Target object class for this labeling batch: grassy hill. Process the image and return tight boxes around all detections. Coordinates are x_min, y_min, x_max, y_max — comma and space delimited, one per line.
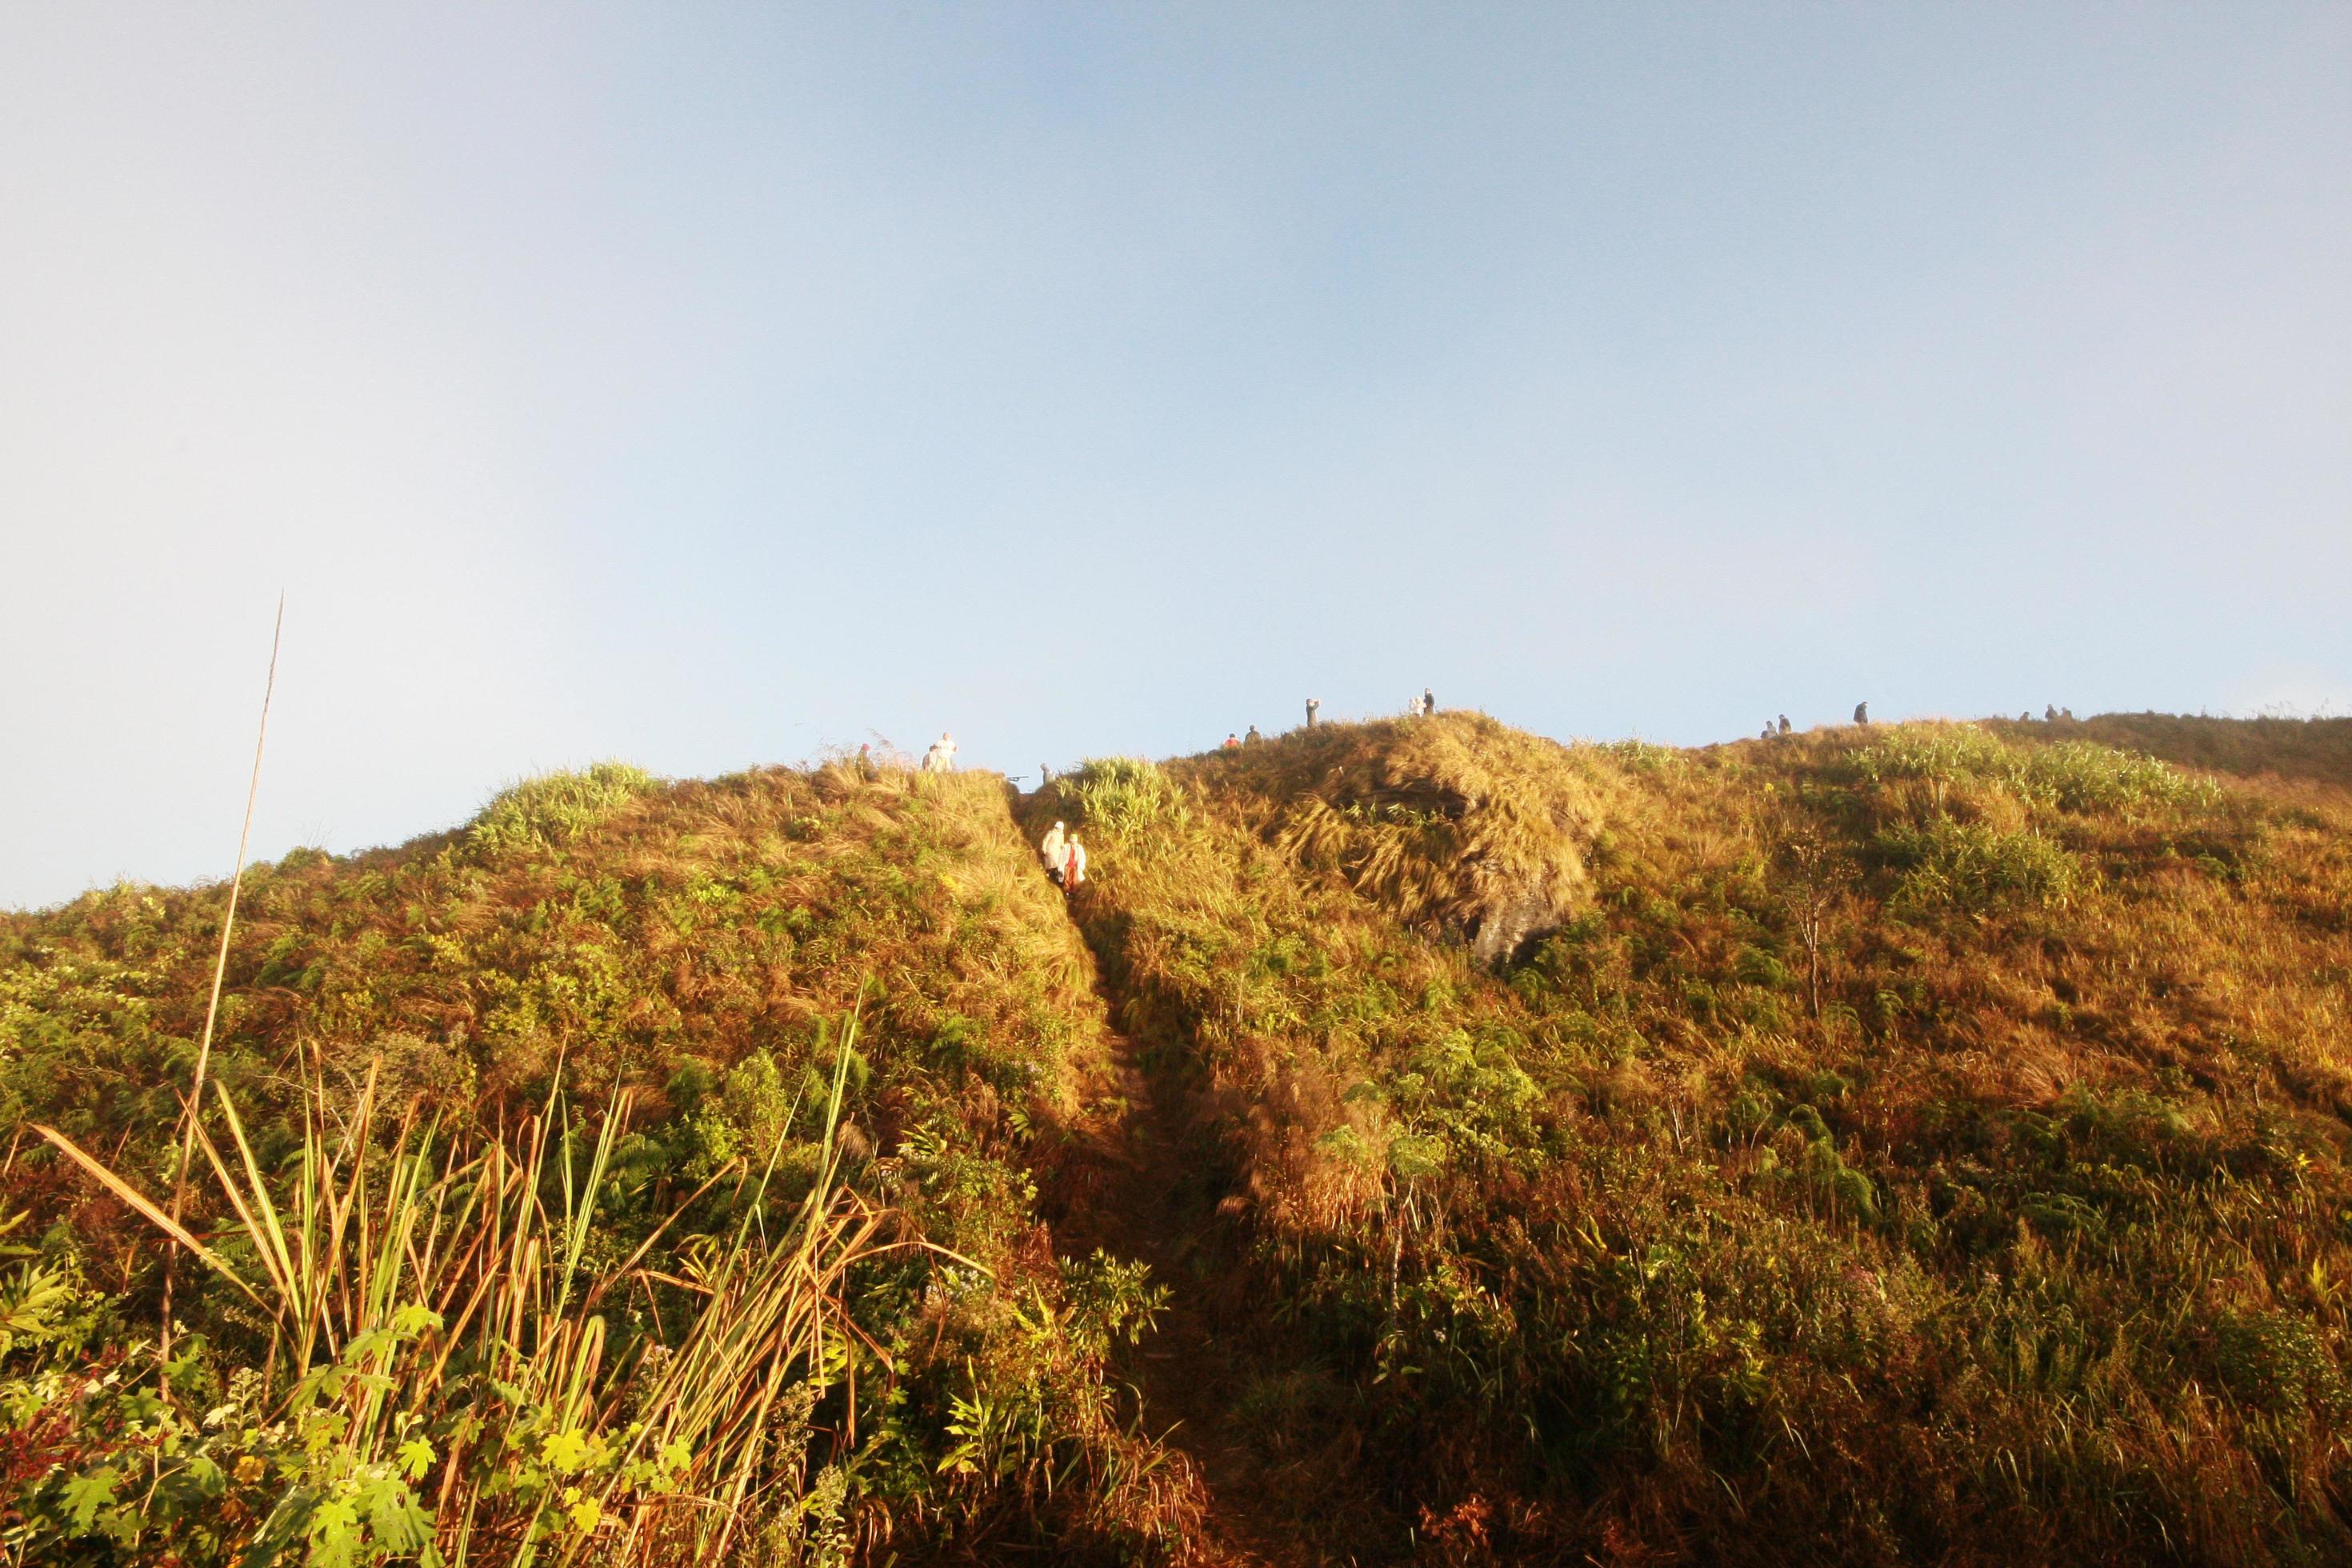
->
0, 762, 1192, 1563
1987, 712, 2352, 791
4, 714, 2350, 1564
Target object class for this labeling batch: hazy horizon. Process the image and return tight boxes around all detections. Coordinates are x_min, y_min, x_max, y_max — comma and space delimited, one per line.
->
6, 4, 2348, 910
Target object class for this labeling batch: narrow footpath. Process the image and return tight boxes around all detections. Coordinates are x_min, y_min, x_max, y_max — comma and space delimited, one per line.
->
1064, 1017, 1296, 1566
1022, 788, 1401, 1566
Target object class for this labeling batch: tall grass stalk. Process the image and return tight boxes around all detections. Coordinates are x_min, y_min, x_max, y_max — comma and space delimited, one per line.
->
34, 1006, 920, 1565
163, 592, 285, 1362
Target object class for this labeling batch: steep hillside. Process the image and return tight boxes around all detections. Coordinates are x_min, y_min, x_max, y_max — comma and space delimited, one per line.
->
1039, 714, 2352, 1564
0, 762, 1195, 1563
6, 714, 2351, 1566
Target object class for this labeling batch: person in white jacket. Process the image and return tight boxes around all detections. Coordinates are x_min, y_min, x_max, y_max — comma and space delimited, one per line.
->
1039, 821, 1067, 883
921, 733, 958, 773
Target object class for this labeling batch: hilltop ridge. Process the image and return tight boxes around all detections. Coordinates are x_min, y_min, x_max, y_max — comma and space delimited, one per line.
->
1989, 710, 2352, 790
3, 712, 2350, 1564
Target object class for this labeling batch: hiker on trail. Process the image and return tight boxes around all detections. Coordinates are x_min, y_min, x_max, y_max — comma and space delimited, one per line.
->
2045, 705, 2058, 722
1853, 702, 1870, 726
857, 742, 877, 780
1245, 725, 1262, 745
1422, 688, 1436, 716
1222, 733, 1240, 749
1063, 835, 1087, 892
1039, 821, 1067, 884
1778, 714, 1791, 734
1040, 762, 1054, 787
1762, 722, 1775, 740
1306, 698, 1321, 729
922, 733, 958, 773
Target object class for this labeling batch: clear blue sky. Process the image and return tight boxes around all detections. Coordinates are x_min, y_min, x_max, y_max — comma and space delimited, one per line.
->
4, 4, 2348, 909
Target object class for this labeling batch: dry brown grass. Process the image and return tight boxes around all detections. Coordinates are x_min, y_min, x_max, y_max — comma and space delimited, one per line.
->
1048, 715, 2352, 1565
1174, 714, 1604, 964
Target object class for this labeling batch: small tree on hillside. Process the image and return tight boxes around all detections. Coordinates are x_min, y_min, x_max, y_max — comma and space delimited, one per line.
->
1770, 807, 1854, 1024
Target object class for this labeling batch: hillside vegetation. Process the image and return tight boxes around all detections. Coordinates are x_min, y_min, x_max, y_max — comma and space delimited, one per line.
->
1988, 712, 2352, 793
1036, 713, 2352, 1563
0, 762, 1190, 1564
5, 713, 2350, 1565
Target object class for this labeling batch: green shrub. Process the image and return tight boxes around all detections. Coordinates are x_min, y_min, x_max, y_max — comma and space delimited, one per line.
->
1846, 726, 2016, 788
469, 763, 660, 854
2019, 742, 2221, 814
1062, 757, 1186, 838
1878, 819, 2080, 914
1598, 738, 1684, 774
1847, 726, 2217, 817
2214, 1310, 2348, 1422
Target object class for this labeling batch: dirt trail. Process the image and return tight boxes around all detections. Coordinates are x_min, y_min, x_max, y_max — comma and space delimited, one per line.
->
1044, 1005, 1298, 1565
1022, 790, 1383, 1565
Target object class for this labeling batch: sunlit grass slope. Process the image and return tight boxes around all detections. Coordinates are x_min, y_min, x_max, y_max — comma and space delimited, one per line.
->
1992, 711, 2352, 792
0, 761, 1192, 1563
9, 711, 2350, 1566
1046, 713, 2352, 1565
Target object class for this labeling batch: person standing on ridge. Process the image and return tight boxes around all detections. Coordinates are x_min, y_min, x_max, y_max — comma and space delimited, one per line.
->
1063, 834, 1087, 892
922, 733, 958, 772
1245, 725, 1262, 745
1423, 687, 1436, 716
1306, 697, 1321, 729
1222, 733, 1240, 749
1778, 714, 1791, 734
1039, 820, 1067, 885
1853, 702, 1870, 726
